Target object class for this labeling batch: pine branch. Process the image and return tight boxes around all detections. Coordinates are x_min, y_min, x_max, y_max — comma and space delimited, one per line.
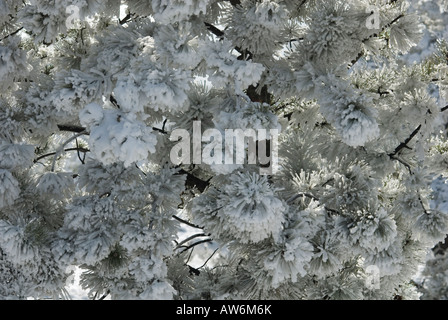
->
178, 239, 213, 254
57, 124, 89, 134
350, 13, 405, 67
152, 126, 168, 134
51, 131, 88, 171
172, 215, 204, 229
34, 147, 90, 163
0, 27, 23, 41
76, 138, 86, 164
418, 194, 430, 215
387, 125, 422, 174
204, 22, 224, 39
381, 13, 405, 32
390, 156, 413, 174
298, 0, 308, 10
203, 21, 249, 58
287, 192, 341, 215
287, 192, 319, 203
175, 233, 210, 250
119, 13, 134, 25
388, 124, 421, 158
198, 247, 220, 270
58, 122, 168, 135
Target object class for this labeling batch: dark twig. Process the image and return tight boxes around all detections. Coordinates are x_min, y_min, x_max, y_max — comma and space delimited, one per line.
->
152, 126, 168, 134
98, 290, 110, 300
172, 215, 204, 229
0, 27, 23, 41
175, 233, 209, 250
387, 125, 423, 175
388, 125, 421, 158
204, 22, 224, 39
198, 247, 220, 269
119, 13, 134, 25
34, 147, 90, 163
418, 194, 430, 215
203, 22, 251, 59
298, 0, 308, 10
57, 124, 88, 134
179, 239, 213, 254
76, 138, 86, 164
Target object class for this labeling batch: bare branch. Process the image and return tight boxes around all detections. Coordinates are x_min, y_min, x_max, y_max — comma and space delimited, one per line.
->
198, 247, 220, 269
388, 124, 421, 158
204, 22, 224, 39
57, 124, 89, 134
175, 233, 209, 250
178, 239, 213, 254
0, 27, 23, 41
172, 215, 203, 229
51, 131, 88, 171
76, 138, 86, 164
34, 147, 90, 163
119, 13, 135, 25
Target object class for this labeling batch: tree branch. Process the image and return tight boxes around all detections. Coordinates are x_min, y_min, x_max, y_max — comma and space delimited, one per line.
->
178, 239, 213, 254
298, 0, 308, 10
387, 125, 422, 175
57, 124, 88, 134
203, 21, 248, 59
204, 22, 224, 39
119, 13, 134, 25
172, 215, 204, 229
152, 126, 168, 134
388, 124, 421, 158
51, 131, 88, 171
287, 192, 319, 203
34, 147, 90, 163
198, 247, 219, 269
76, 138, 86, 164
287, 192, 341, 215
350, 13, 405, 67
0, 27, 23, 41
418, 194, 430, 215
175, 233, 209, 250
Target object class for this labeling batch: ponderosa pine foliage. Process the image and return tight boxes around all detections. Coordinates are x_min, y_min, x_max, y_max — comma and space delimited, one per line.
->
1, 0, 448, 300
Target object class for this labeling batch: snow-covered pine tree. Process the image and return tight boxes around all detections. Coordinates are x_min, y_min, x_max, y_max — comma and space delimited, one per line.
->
1, 0, 448, 300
